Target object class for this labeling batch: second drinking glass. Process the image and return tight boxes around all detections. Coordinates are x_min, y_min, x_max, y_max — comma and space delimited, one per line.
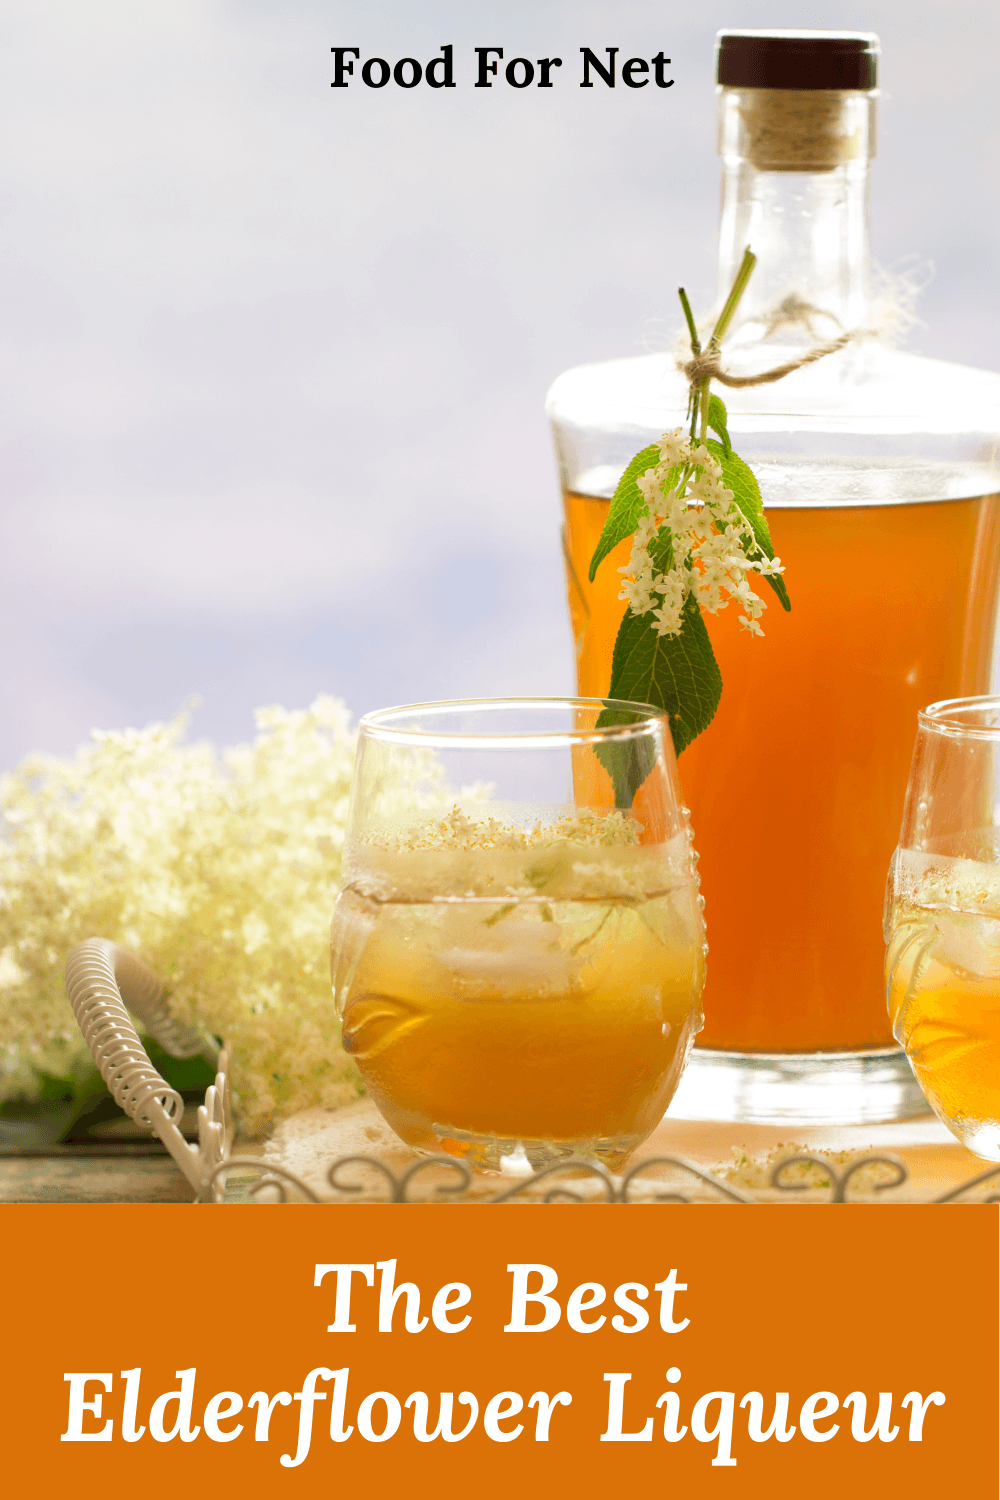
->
885, 696, 1000, 1160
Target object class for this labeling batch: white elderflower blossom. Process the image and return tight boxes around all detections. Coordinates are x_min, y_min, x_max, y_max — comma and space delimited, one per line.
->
616, 427, 785, 640
657, 427, 690, 468
367, 804, 643, 853
0, 697, 367, 1137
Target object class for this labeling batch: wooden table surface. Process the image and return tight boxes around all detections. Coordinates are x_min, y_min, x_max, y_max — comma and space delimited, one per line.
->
0, 1139, 264, 1204
0, 1150, 199, 1203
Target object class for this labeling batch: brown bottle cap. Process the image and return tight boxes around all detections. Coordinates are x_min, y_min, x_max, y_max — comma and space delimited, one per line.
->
716, 30, 879, 91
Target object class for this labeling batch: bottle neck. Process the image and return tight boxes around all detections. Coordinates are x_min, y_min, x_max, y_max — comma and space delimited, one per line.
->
716, 87, 875, 342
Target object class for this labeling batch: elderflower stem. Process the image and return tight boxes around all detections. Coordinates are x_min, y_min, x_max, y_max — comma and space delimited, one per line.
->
678, 246, 758, 444
710, 245, 757, 347
678, 289, 702, 440
699, 382, 712, 443
678, 287, 701, 355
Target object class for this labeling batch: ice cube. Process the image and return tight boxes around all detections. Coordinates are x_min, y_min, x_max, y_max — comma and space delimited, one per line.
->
933, 913, 1000, 979
439, 940, 573, 994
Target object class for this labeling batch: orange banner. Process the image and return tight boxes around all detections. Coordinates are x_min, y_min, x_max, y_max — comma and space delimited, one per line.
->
3, 1204, 996, 1497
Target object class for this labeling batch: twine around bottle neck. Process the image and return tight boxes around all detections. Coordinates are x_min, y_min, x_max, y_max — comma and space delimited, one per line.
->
682, 331, 854, 389
680, 295, 880, 389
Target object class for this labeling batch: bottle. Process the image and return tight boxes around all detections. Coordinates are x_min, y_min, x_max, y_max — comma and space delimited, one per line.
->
548, 30, 1000, 1123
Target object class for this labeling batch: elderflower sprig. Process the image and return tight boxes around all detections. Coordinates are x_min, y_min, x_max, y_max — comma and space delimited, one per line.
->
618, 429, 785, 640
589, 248, 792, 795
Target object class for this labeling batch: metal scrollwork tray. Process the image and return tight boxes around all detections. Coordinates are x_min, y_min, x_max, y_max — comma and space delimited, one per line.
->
63, 939, 1000, 1207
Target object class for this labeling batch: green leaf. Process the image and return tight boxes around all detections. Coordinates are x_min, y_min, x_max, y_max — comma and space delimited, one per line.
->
592, 706, 659, 810
647, 522, 674, 577
707, 393, 731, 457
706, 439, 791, 612
588, 444, 661, 583
609, 592, 722, 753
594, 594, 723, 804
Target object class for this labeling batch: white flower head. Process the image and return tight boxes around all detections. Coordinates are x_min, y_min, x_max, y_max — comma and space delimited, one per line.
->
620, 424, 776, 641
658, 428, 691, 468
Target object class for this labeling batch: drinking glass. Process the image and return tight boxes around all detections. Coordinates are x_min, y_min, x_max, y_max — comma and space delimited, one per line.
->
330, 698, 706, 1171
885, 696, 1000, 1158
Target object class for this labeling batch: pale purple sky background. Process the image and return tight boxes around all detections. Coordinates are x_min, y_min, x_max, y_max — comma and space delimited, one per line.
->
1, 0, 998, 767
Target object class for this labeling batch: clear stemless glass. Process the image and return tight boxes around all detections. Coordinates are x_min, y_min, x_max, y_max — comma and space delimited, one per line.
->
331, 698, 706, 1172
885, 696, 1000, 1158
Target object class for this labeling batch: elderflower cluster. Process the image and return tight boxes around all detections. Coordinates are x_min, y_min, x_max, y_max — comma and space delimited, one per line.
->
366, 803, 643, 853
0, 697, 369, 1137
618, 428, 785, 638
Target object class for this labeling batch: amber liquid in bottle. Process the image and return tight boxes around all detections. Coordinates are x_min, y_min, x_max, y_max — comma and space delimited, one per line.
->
564, 488, 1000, 1051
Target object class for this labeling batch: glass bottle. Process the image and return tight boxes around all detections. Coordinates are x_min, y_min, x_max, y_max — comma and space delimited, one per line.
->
548, 30, 1000, 1123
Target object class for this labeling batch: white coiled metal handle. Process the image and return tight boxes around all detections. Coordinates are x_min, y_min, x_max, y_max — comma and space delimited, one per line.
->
64, 938, 230, 1194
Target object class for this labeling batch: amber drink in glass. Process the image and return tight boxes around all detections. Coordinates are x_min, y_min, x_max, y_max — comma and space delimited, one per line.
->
886, 697, 1000, 1158
331, 699, 706, 1171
